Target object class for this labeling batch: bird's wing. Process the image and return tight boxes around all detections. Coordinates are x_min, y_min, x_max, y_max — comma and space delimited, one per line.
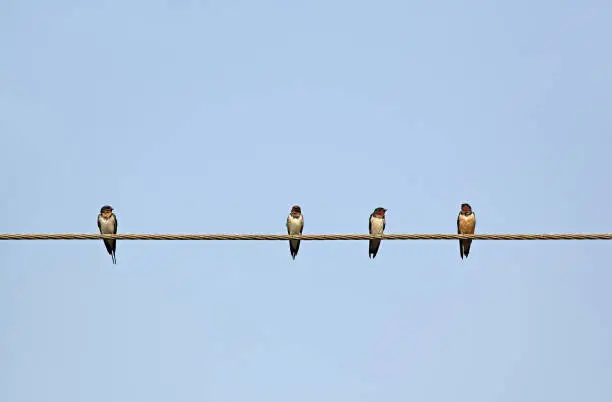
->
457, 215, 464, 258
97, 215, 102, 233
113, 215, 118, 234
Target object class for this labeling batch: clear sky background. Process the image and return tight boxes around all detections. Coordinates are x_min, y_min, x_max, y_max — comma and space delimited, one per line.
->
1, 1, 611, 401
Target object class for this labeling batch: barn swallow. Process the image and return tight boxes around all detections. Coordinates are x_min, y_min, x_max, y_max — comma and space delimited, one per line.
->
369, 207, 387, 258
97, 205, 118, 264
286, 205, 304, 259
457, 203, 476, 259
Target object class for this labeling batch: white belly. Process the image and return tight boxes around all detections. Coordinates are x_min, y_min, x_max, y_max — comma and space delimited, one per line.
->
370, 217, 384, 234
287, 216, 302, 234
99, 219, 115, 234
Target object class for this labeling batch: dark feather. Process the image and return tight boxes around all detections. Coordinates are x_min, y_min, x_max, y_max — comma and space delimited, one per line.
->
102, 239, 116, 264
98, 214, 117, 265
287, 217, 302, 260
287, 225, 301, 259
369, 239, 381, 258
289, 239, 300, 259
110, 215, 117, 264
463, 239, 472, 258
457, 216, 464, 259
368, 213, 383, 258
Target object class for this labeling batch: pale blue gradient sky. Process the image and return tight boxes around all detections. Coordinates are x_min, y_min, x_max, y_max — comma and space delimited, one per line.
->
1, 1, 612, 401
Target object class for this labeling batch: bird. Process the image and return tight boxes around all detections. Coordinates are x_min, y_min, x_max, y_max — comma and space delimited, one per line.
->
286, 205, 304, 259
369, 207, 387, 258
97, 205, 118, 264
457, 203, 476, 259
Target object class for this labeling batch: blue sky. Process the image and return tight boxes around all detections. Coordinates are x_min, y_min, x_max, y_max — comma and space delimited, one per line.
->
1, 1, 611, 401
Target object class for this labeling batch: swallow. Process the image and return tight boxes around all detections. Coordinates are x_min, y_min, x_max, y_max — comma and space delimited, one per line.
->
457, 203, 476, 259
369, 207, 387, 258
286, 205, 304, 259
97, 205, 118, 264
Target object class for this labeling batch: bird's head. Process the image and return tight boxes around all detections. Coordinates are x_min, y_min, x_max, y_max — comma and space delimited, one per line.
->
373, 207, 387, 218
100, 205, 114, 218
460, 203, 473, 215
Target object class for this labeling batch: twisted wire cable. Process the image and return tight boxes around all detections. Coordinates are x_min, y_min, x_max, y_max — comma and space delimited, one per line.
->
0, 233, 611, 240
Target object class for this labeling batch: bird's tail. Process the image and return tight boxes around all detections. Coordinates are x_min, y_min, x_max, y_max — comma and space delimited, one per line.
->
289, 240, 300, 260
111, 251, 117, 264
463, 239, 472, 258
369, 239, 381, 259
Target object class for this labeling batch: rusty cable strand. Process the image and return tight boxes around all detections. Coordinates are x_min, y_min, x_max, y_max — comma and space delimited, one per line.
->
0, 233, 611, 240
